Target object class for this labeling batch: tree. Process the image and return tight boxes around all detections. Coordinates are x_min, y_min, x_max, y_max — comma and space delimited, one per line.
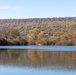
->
7, 26, 20, 39
27, 28, 40, 45
27, 28, 49, 45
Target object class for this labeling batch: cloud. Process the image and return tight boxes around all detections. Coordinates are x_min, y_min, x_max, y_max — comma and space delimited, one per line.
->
0, 5, 22, 10
0, 5, 10, 9
12, 6, 22, 9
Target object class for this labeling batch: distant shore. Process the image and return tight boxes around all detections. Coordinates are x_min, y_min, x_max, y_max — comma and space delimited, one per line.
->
0, 17, 76, 45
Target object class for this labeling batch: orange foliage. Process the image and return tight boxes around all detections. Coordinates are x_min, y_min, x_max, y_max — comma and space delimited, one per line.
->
72, 32, 76, 40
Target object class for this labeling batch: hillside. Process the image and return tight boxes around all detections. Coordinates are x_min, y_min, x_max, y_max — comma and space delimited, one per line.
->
0, 17, 76, 45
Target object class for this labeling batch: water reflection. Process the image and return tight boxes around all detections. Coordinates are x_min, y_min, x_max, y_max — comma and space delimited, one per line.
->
0, 49, 76, 70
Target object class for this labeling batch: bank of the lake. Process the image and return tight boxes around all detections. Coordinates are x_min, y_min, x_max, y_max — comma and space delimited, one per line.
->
0, 18, 76, 46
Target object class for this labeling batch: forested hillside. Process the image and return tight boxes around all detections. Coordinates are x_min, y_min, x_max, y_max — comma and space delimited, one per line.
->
0, 17, 76, 45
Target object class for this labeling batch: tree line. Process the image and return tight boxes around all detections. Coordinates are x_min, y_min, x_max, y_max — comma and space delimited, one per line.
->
0, 17, 76, 45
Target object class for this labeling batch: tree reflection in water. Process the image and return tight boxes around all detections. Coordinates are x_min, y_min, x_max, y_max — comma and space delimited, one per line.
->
0, 49, 76, 70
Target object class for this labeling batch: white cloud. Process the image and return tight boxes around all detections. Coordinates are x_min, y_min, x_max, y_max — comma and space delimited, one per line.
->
12, 6, 22, 9
0, 5, 10, 9
0, 5, 22, 10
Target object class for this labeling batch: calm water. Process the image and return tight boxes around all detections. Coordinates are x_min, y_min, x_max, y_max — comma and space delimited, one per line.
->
0, 46, 76, 75
0, 46, 76, 50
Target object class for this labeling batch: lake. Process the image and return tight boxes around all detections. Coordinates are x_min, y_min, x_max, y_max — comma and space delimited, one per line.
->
0, 46, 76, 75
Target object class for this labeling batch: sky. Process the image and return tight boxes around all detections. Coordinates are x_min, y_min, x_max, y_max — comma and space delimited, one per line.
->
0, 0, 76, 19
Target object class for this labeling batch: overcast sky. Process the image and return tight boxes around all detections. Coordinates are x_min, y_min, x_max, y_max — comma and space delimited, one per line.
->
0, 0, 76, 19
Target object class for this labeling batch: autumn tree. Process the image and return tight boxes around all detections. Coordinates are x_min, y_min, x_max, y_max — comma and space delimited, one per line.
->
7, 26, 20, 39
27, 28, 48, 45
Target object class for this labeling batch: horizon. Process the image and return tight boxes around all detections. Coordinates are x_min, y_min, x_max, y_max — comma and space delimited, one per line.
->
0, 17, 76, 19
